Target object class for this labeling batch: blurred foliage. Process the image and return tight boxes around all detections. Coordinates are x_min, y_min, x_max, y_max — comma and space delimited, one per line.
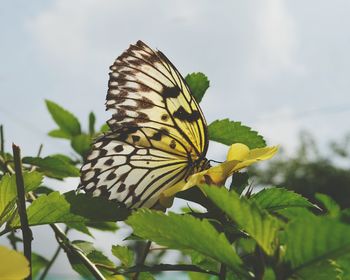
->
250, 131, 350, 209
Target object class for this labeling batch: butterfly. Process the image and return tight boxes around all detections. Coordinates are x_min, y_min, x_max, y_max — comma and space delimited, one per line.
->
79, 41, 209, 208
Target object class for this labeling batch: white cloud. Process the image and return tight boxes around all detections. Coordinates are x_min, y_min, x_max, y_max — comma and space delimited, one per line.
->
254, 107, 301, 153
250, 0, 305, 80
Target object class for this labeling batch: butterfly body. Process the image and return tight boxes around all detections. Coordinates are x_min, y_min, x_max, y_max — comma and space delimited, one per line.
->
79, 41, 209, 208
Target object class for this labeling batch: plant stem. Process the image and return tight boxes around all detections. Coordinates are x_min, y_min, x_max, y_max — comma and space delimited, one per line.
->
219, 263, 227, 280
13, 144, 33, 280
39, 227, 69, 280
132, 240, 152, 280
0, 125, 4, 156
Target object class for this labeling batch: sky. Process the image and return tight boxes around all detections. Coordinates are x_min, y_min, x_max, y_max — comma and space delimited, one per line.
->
1, 0, 350, 278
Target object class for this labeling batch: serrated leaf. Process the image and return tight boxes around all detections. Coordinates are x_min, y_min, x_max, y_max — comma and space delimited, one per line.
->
112, 245, 134, 267
185, 72, 210, 103
32, 253, 49, 278
284, 216, 350, 271
0, 172, 43, 225
208, 119, 266, 149
64, 191, 130, 222
10, 192, 86, 227
46, 100, 81, 137
230, 172, 249, 194
126, 209, 246, 275
48, 129, 72, 139
315, 193, 341, 218
202, 185, 280, 255
71, 134, 92, 158
23, 156, 79, 179
251, 188, 314, 212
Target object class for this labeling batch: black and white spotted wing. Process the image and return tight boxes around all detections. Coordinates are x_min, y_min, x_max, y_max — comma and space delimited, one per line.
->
79, 41, 209, 208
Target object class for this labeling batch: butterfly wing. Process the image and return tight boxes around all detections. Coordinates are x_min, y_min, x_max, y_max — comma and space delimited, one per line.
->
106, 40, 208, 159
80, 126, 191, 208
79, 41, 208, 208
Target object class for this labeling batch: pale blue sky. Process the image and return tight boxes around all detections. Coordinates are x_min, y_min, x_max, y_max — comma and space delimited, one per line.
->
1, 0, 350, 278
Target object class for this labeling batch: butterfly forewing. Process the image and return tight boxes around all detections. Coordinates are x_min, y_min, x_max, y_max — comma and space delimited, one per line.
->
79, 41, 208, 208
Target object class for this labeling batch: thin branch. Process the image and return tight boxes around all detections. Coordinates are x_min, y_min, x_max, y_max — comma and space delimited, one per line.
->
219, 264, 227, 280
0, 125, 4, 156
13, 144, 33, 280
124, 264, 219, 276
39, 227, 69, 280
132, 240, 152, 280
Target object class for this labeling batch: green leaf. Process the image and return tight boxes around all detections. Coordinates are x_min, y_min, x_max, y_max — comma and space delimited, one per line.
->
188, 272, 211, 280
126, 209, 246, 275
276, 207, 315, 221
48, 129, 72, 139
315, 193, 341, 218
263, 268, 276, 280
0, 172, 43, 225
66, 222, 92, 237
208, 119, 266, 149
202, 185, 280, 255
100, 123, 110, 133
69, 241, 116, 279
50, 154, 76, 165
64, 191, 130, 222
45, 100, 81, 137
250, 188, 314, 212
188, 251, 218, 272
22, 156, 79, 179
86, 221, 119, 232
89, 112, 96, 135
71, 134, 92, 158
185, 72, 210, 103
284, 216, 350, 271
230, 172, 249, 194
111, 245, 134, 267
139, 272, 156, 280
10, 192, 86, 227
32, 253, 49, 278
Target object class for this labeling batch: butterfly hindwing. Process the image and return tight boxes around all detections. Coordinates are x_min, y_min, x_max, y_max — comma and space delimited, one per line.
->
80, 127, 190, 208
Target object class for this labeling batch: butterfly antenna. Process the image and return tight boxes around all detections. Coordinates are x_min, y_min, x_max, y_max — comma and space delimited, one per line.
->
208, 159, 223, 164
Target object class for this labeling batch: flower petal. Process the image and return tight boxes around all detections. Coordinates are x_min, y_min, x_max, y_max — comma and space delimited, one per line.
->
160, 145, 278, 206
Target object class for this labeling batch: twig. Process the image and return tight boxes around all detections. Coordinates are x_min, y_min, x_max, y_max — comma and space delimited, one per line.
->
219, 264, 227, 280
0, 125, 4, 156
13, 144, 33, 280
132, 240, 152, 280
39, 227, 69, 280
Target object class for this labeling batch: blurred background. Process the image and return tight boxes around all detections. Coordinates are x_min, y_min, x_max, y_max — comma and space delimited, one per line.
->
1, 0, 350, 278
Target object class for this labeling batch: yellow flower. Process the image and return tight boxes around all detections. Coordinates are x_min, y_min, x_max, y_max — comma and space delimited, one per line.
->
160, 143, 278, 207
0, 246, 30, 279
